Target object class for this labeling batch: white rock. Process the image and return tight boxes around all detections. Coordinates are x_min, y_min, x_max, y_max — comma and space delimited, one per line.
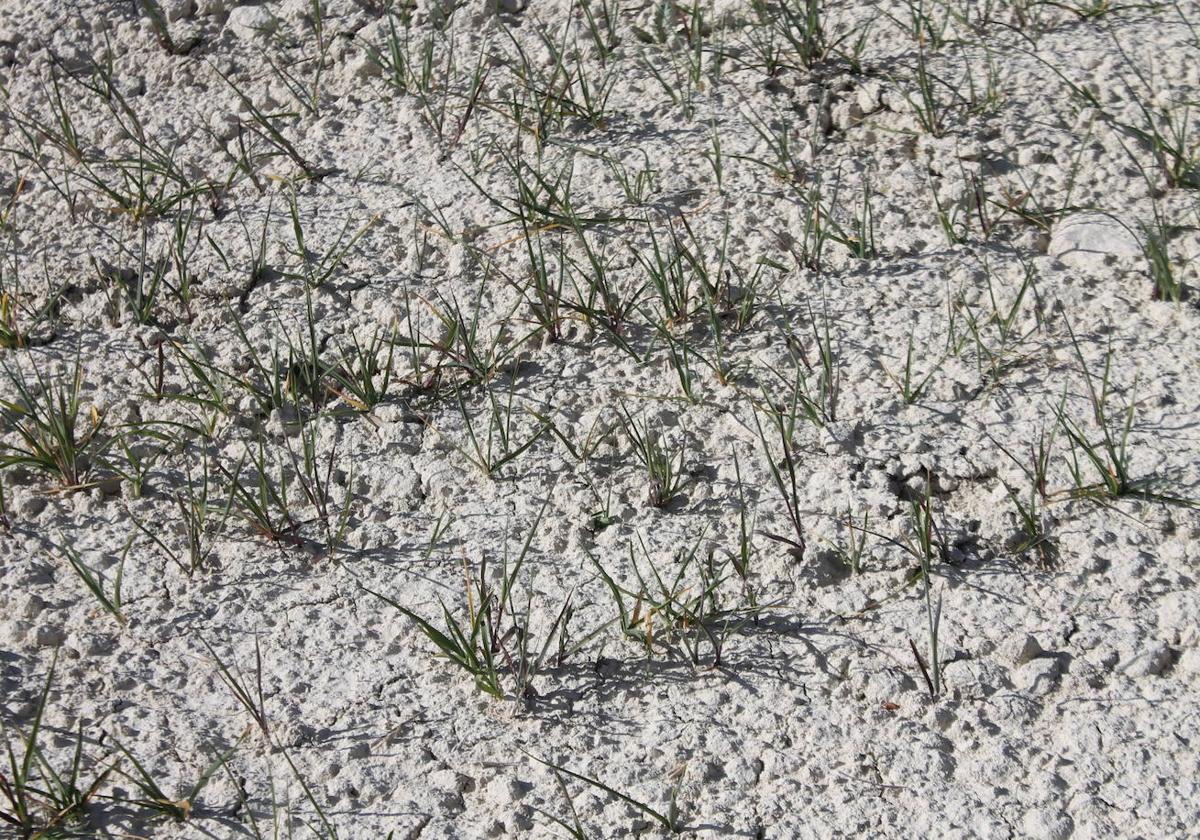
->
195, 0, 226, 17
1002, 633, 1044, 666
277, 0, 312, 24
1175, 646, 1200, 678
1022, 808, 1074, 840
159, 0, 195, 21
1048, 213, 1142, 267
226, 4, 278, 39
1123, 639, 1174, 678
209, 111, 240, 142
14, 592, 47, 619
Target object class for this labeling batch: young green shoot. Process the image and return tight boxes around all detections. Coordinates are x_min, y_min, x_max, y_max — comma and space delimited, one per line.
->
618, 404, 687, 509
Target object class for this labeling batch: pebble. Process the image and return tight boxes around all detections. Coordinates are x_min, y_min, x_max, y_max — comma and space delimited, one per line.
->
35, 623, 67, 648
196, 0, 227, 18
1002, 633, 1044, 666
1022, 808, 1074, 840
226, 4, 278, 39
158, 0, 195, 21
15, 592, 48, 620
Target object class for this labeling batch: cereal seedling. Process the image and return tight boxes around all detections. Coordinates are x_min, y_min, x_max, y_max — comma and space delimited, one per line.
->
368, 581, 503, 698
618, 404, 687, 508
738, 112, 807, 186
749, 0, 834, 70
751, 408, 807, 557
202, 636, 271, 742
532, 764, 588, 840
635, 220, 703, 328
898, 43, 951, 137
702, 121, 724, 191
107, 431, 163, 499
132, 451, 234, 575
832, 507, 871, 575
580, 0, 621, 64
363, 13, 436, 97
1033, 39, 1198, 189
110, 737, 238, 823
217, 439, 303, 547
418, 281, 533, 388
0, 350, 112, 489
958, 257, 1042, 384
366, 503, 557, 701
1002, 476, 1055, 568
91, 237, 166, 328
163, 338, 235, 434
328, 327, 397, 411
286, 193, 379, 289
528, 752, 683, 834
0, 291, 24, 350
283, 421, 355, 554
1108, 36, 1200, 189
732, 450, 759, 607
279, 747, 341, 839
884, 335, 942, 404
908, 478, 943, 697
757, 300, 840, 433
590, 531, 758, 667
605, 150, 660, 207
884, 0, 950, 49
564, 225, 646, 352
527, 404, 615, 464
930, 178, 968, 245
1141, 211, 1185, 302
134, 0, 200, 55
1, 655, 114, 836
505, 208, 567, 343
822, 178, 877, 260
264, 0, 334, 117
212, 64, 323, 180
445, 380, 550, 478
58, 541, 127, 626
1051, 326, 1194, 507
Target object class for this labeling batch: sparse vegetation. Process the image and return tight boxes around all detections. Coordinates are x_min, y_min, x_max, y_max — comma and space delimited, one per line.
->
2, 1, 1198, 836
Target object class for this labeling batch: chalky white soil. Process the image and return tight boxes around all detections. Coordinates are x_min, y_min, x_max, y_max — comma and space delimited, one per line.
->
1, 1, 1199, 838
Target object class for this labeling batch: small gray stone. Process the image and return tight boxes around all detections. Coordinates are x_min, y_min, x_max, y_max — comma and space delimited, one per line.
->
35, 623, 67, 648
1003, 633, 1044, 666
16, 593, 48, 620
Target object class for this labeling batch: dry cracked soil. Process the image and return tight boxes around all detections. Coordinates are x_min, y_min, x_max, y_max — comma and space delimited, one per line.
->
1, 0, 1199, 838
